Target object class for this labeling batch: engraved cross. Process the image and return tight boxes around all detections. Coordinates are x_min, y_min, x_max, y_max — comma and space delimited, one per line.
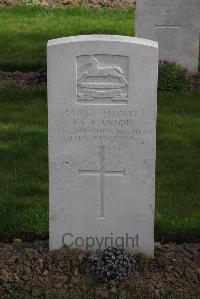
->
79, 146, 125, 219
155, 10, 180, 29
154, 10, 180, 51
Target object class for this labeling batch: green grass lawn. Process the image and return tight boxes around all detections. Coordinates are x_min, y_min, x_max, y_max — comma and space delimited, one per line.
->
0, 5, 199, 243
0, 87, 199, 242
0, 88, 48, 240
0, 6, 134, 71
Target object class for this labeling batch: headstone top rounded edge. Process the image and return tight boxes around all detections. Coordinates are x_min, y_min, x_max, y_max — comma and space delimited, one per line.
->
47, 34, 158, 49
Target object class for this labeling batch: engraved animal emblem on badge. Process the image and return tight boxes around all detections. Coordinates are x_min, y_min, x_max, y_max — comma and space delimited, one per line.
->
77, 55, 129, 104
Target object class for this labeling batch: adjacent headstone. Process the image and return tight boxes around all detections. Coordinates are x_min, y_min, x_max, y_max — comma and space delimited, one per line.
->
48, 35, 158, 257
136, 0, 200, 73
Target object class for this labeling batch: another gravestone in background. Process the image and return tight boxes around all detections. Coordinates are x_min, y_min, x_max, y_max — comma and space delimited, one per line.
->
48, 35, 158, 257
136, 0, 200, 73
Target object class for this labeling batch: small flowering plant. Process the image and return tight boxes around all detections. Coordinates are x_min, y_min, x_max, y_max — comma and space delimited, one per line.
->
159, 59, 171, 65
88, 247, 137, 289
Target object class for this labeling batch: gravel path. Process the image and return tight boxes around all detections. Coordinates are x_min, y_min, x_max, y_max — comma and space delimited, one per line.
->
0, 0, 136, 9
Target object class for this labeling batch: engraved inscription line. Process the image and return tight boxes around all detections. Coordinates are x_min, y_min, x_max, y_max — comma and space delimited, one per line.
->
79, 146, 125, 219
155, 25, 180, 28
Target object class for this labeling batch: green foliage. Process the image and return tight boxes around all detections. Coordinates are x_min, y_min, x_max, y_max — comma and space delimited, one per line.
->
0, 88, 200, 242
158, 62, 192, 91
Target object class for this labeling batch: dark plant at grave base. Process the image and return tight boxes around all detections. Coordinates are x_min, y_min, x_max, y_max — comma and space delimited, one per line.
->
158, 61, 192, 91
88, 247, 137, 288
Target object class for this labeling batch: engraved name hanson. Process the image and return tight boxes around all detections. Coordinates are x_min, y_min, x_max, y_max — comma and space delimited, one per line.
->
60, 108, 151, 144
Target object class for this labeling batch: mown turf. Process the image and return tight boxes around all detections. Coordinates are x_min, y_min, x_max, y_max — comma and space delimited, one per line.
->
155, 92, 200, 242
0, 6, 134, 71
0, 88, 199, 242
0, 88, 48, 240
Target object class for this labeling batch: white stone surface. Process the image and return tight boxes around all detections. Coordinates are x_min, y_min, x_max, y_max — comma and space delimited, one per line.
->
136, 0, 200, 73
48, 35, 158, 257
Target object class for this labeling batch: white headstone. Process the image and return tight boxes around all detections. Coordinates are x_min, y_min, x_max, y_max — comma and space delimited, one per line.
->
136, 0, 200, 73
48, 35, 158, 257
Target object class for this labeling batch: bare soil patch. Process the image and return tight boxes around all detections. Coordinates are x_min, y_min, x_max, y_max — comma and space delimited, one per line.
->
0, 241, 199, 298
1, 69, 200, 91
0, 69, 47, 88
0, 0, 136, 9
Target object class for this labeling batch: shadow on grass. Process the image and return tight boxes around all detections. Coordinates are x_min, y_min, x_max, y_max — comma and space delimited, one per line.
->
0, 6, 134, 71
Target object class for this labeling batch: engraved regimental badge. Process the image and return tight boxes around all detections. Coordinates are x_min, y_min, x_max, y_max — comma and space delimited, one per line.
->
77, 55, 129, 104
